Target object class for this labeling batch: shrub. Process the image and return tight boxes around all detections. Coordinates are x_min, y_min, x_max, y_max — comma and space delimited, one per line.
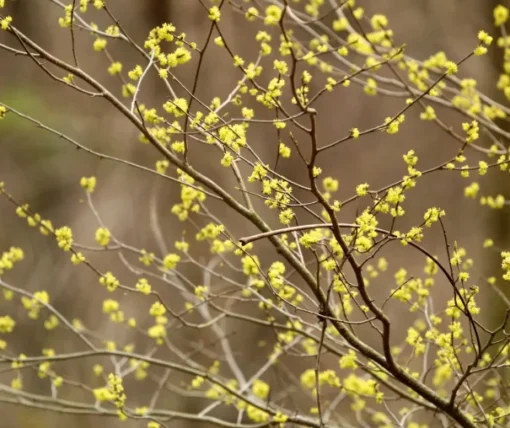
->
0, 1, 510, 427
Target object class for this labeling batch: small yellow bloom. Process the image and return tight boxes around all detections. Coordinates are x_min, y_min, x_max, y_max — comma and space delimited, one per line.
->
208, 6, 221, 22
0, 16, 12, 30
474, 46, 487, 56
108, 62, 122, 75
93, 38, 107, 52
444, 61, 458, 75
80, 176, 97, 193
494, 5, 509, 26
95, 227, 111, 247
478, 30, 493, 45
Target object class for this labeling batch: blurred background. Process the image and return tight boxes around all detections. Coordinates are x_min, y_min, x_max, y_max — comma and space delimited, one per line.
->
0, 0, 509, 427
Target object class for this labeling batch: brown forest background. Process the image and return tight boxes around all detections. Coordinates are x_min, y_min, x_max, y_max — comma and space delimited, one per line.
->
0, 1, 509, 427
